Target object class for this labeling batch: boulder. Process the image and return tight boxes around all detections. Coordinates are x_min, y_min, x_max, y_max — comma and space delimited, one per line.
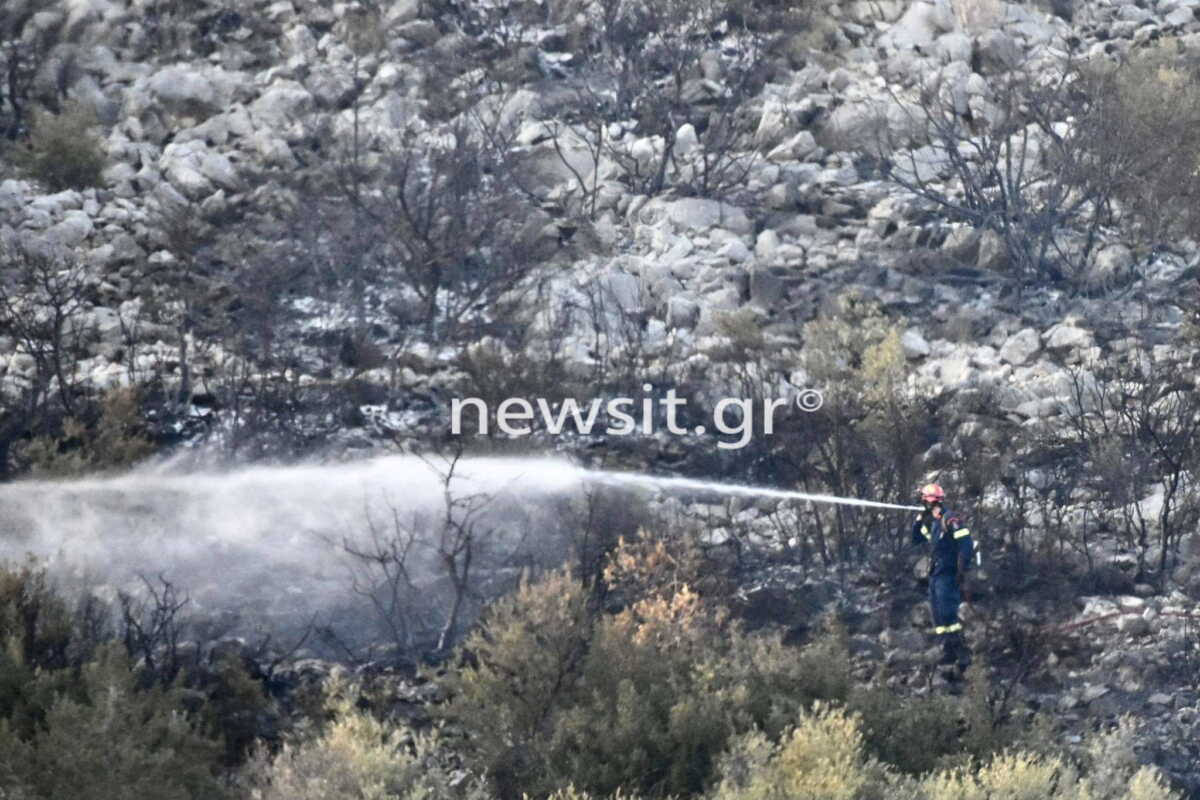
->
1166, 5, 1196, 24
674, 123, 699, 157
977, 30, 1022, 72
200, 189, 229, 220
1014, 397, 1061, 418
1043, 321, 1094, 352
880, 627, 925, 651
1085, 243, 1134, 289
30, 189, 81, 214
89, 306, 125, 358
514, 136, 602, 198
849, 635, 885, 660
146, 65, 248, 119
942, 226, 980, 261
159, 141, 242, 200
718, 239, 752, 263
305, 68, 356, 109
396, 19, 440, 47
755, 97, 789, 148
251, 131, 297, 167
644, 198, 754, 236
977, 229, 1006, 270
822, 98, 898, 151
755, 229, 781, 263
108, 233, 144, 266
44, 210, 93, 248
1116, 615, 1150, 637
248, 80, 314, 131
0, 180, 27, 214
901, 328, 931, 359
667, 296, 701, 329
880, 1, 945, 50
894, 144, 951, 183
749, 267, 787, 307
936, 31, 973, 62
385, 0, 422, 26
766, 130, 820, 163
935, 351, 974, 386
599, 271, 642, 313
999, 328, 1040, 366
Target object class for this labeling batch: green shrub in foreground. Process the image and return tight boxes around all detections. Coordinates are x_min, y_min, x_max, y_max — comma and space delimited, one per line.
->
0, 644, 226, 800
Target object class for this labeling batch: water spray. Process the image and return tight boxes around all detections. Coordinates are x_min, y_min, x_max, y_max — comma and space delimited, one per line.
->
576, 468, 925, 512
0, 455, 922, 653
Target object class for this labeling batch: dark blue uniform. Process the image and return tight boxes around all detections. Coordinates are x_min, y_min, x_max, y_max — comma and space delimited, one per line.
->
912, 508, 974, 662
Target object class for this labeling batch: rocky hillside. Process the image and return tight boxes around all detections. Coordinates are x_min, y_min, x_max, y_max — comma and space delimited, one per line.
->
4, 0, 1200, 795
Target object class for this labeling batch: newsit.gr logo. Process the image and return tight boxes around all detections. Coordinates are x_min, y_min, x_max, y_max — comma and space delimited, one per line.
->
450, 384, 824, 450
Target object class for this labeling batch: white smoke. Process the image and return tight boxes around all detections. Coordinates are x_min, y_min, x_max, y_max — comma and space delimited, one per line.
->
0, 455, 589, 651
0, 455, 917, 654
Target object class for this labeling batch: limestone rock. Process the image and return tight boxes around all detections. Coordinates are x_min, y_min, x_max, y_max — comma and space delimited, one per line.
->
901, 329, 931, 359
999, 328, 1040, 366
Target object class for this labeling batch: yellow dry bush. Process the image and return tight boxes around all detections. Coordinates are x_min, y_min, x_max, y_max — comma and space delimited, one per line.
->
1075, 39, 1200, 249
610, 584, 720, 650
913, 725, 1183, 800
713, 703, 886, 800
925, 752, 1079, 800
602, 529, 727, 605
244, 710, 408, 800
603, 534, 690, 601
1123, 768, 1179, 800
1073, 716, 1180, 800
541, 787, 642, 800
241, 691, 482, 800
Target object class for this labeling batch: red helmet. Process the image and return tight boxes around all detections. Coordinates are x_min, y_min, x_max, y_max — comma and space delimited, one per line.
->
919, 483, 945, 503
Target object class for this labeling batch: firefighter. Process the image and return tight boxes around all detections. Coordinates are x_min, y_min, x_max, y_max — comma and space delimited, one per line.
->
911, 483, 974, 667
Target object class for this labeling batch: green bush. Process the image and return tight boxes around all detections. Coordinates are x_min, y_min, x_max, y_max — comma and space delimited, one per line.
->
10, 101, 107, 192
0, 560, 104, 739
19, 387, 155, 477
0, 560, 74, 671
440, 566, 856, 800
1074, 40, 1200, 252
437, 569, 595, 798
202, 652, 274, 767
846, 663, 1043, 778
437, 555, 1176, 800
0, 644, 226, 800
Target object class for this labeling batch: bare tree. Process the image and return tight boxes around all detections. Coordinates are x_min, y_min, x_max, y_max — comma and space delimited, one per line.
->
0, 234, 92, 476
878, 46, 1200, 293
429, 448, 497, 652
147, 202, 218, 411
876, 58, 1111, 291
119, 573, 190, 683
1048, 349, 1200, 587
542, 0, 766, 203
340, 495, 427, 655
1, 1, 63, 138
